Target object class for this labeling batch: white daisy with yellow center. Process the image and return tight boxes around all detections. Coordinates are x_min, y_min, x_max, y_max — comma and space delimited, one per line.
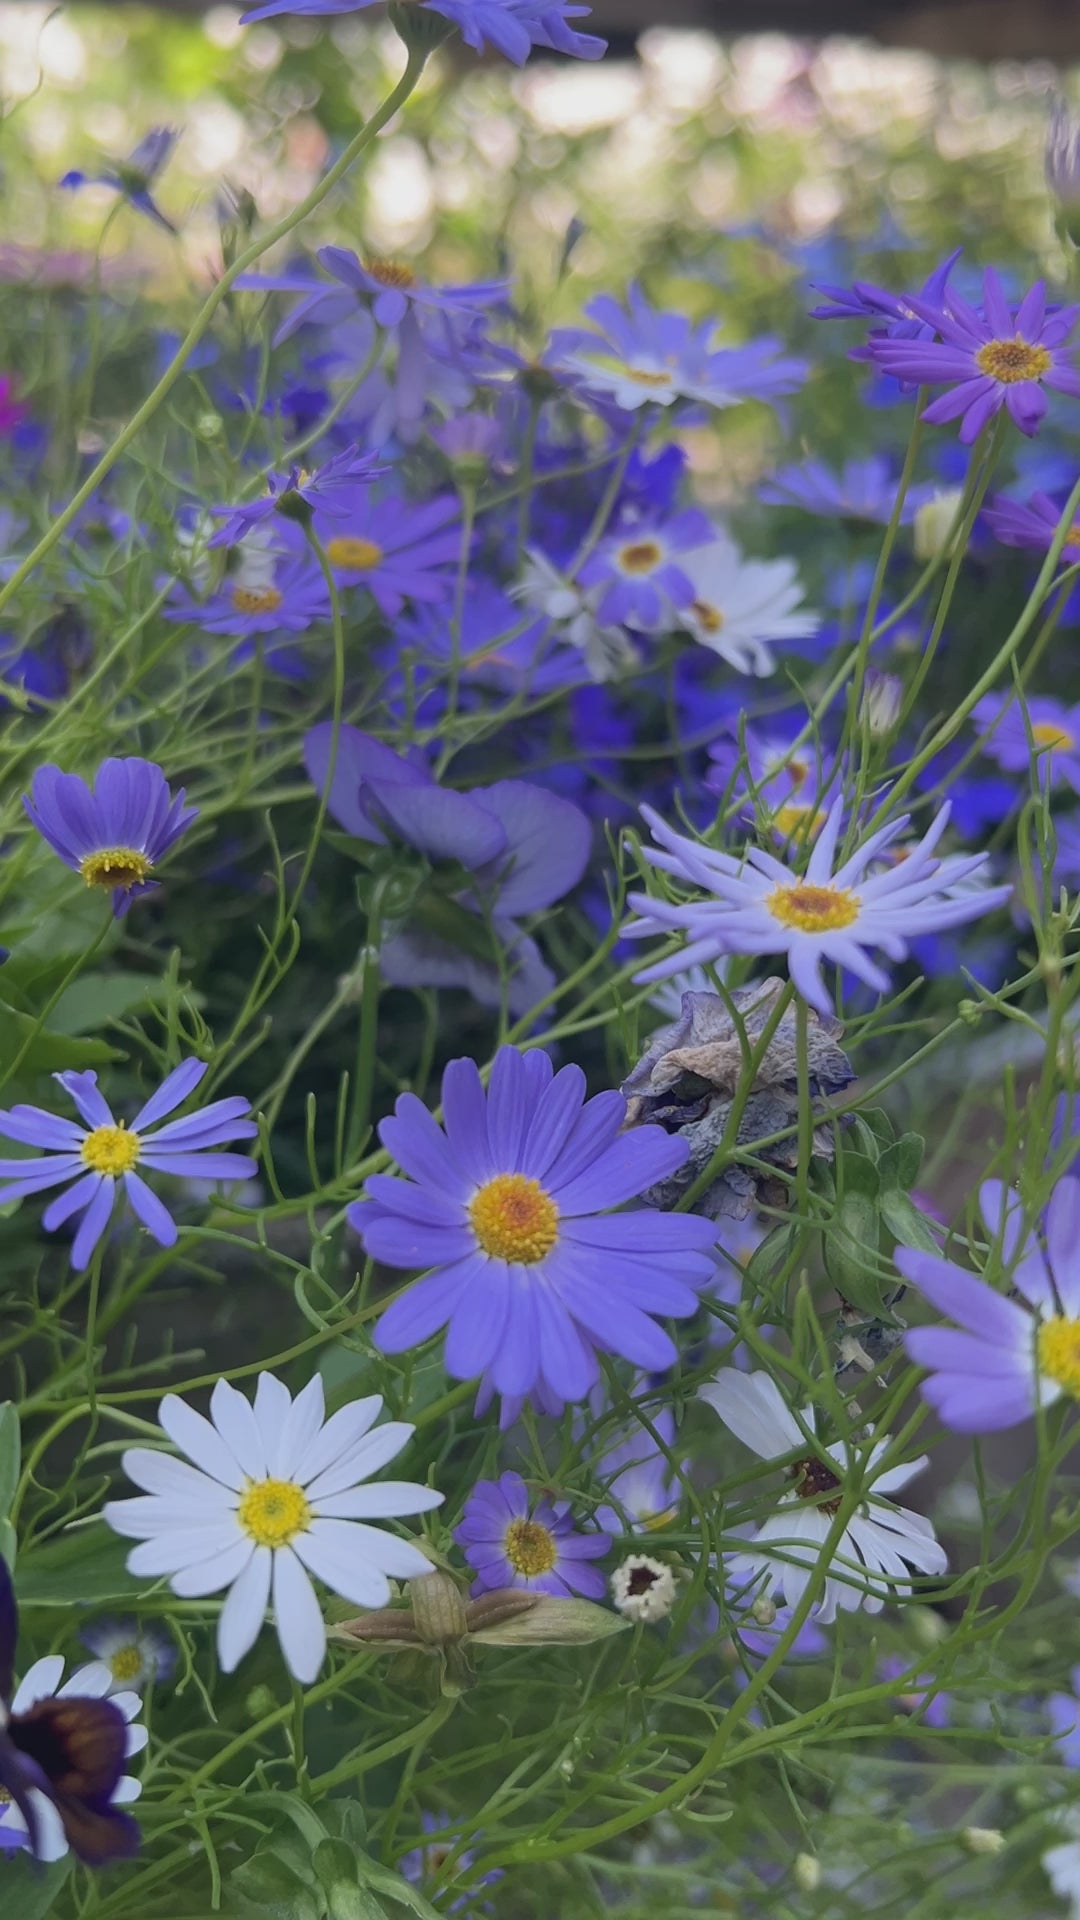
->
678, 529, 820, 677
104, 1372, 443, 1684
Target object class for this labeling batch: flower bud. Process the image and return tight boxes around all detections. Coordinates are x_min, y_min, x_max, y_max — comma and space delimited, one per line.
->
908, 1607, 949, 1649
611, 1554, 677, 1624
470, 1595, 629, 1646
330, 1608, 422, 1648
859, 669, 902, 740
409, 1569, 469, 1647
913, 487, 964, 560
793, 1853, 821, 1892
749, 1594, 776, 1626
962, 1826, 1006, 1856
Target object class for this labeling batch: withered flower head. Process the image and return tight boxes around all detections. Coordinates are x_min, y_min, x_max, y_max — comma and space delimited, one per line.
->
622, 978, 854, 1218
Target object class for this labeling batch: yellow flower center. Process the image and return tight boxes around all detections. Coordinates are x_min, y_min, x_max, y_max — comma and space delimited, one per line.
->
617, 539, 663, 576
231, 586, 283, 614
770, 802, 827, 843
690, 598, 724, 634
790, 1456, 843, 1514
79, 846, 152, 892
236, 1476, 312, 1549
366, 257, 418, 290
766, 881, 859, 933
325, 536, 385, 572
468, 1173, 559, 1264
974, 337, 1053, 384
626, 366, 674, 387
1037, 1316, 1080, 1396
1031, 721, 1074, 752
504, 1517, 558, 1577
108, 1645, 144, 1684
81, 1124, 141, 1175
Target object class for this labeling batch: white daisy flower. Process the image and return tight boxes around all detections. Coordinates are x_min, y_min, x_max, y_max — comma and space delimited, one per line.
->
104, 1373, 443, 1685
0, 1659, 145, 1863
514, 549, 639, 682
699, 1369, 946, 1624
611, 1554, 678, 1623
678, 530, 819, 676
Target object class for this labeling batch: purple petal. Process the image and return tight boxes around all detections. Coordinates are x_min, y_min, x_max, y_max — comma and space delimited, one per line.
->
124, 1172, 178, 1246
71, 1177, 117, 1268
130, 1059, 208, 1131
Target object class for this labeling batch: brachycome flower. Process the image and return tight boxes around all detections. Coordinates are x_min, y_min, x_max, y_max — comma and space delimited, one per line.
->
353, 1044, 717, 1413
454, 1472, 610, 1598
0, 1658, 145, 1864
78, 1618, 176, 1694
104, 1373, 443, 1684
0, 1059, 258, 1268
25, 757, 197, 915
610, 1554, 678, 1623
237, 0, 606, 63
699, 1370, 946, 1622
677, 529, 819, 675
899, 1176, 1080, 1432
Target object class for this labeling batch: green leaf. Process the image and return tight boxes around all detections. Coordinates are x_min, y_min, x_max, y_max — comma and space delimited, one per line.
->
823, 1190, 886, 1316
16, 1525, 142, 1606
838, 1148, 880, 1201
0, 1857, 72, 1918
0, 1519, 16, 1572
0, 1005, 122, 1079
314, 1841, 390, 1920
356, 1859, 445, 1920
48, 971, 165, 1036
226, 1851, 322, 1920
880, 1191, 943, 1255
0, 1402, 19, 1521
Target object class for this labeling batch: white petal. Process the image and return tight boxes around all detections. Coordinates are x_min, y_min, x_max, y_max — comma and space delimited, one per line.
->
120, 1448, 235, 1509
124, 1725, 149, 1757
210, 1379, 267, 1481
171, 1535, 255, 1598
292, 1396, 383, 1487
292, 1524, 393, 1610
58, 1662, 112, 1699
29, 1791, 68, 1863
869, 1454, 929, 1496
217, 1545, 272, 1672
11, 1656, 65, 1712
110, 1692, 143, 1726
314, 1482, 443, 1521
273, 1548, 326, 1685
304, 1422, 415, 1501
126, 1523, 241, 1579
253, 1371, 297, 1478
159, 1394, 245, 1490
273, 1374, 326, 1481
104, 1494, 209, 1538
113, 1776, 143, 1806
698, 1370, 806, 1459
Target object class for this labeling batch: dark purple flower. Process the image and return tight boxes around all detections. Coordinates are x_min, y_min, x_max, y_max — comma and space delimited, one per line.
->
0, 1059, 258, 1268
351, 1044, 717, 1411
810, 249, 961, 341
454, 1472, 610, 1596
24, 757, 198, 916
397, 1811, 502, 1915
0, 1554, 138, 1864
865, 269, 1080, 443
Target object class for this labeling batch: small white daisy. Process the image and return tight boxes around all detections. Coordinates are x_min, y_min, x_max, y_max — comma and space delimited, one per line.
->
678, 529, 819, 675
0, 1659, 145, 1863
699, 1369, 946, 1624
515, 548, 639, 682
611, 1554, 678, 1623
104, 1372, 443, 1685
78, 1615, 175, 1692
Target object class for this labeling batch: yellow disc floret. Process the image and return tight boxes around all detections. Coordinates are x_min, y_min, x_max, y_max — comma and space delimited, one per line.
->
81, 1125, 141, 1176
766, 882, 860, 933
365, 258, 418, 289
625, 366, 674, 387
324, 536, 385, 571
79, 847, 152, 892
1031, 721, 1074, 752
504, 1517, 558, 1577
468, 1173, 559, 1264
1037, 1316, 1080, 1397
237, 1476, 312, 1549
108, 1645, 144, 1684
616, 540, 663, 576
230, 586, 283, 614
690, 598, 724, 634
974, 338, 1053, 384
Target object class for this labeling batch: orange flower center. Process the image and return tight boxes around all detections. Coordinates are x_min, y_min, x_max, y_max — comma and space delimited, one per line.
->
366, 257, 418, 289
617, 539, 663, 576
325, 536, 385, 572
974, 337, 1053, 384
468, 1173, 559, 1263
690, 598, 724, 633
1031, 720, 1074, 752
231, 586, 283, 614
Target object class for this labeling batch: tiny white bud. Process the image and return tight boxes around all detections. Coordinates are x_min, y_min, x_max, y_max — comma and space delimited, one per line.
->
859, 669, 903, 740
962, 1826, 1006, 1857
793, 1852, 821, 1891
913, 487, 964, 561
611, 1554, 677, 1624
196, 411, 224, 441
751, 1594, 777, 1627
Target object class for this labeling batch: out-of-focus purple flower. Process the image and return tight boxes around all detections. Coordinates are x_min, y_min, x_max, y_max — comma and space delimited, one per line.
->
167, 554, 331, 637
899, 1176, 1080, 1431
351, 1044, 717, 1413
398, 1812, 502, 1916
454, 1472, 610, 1597
982, 487, 1080, 557
239, 0, 606, 63
60, 128, 179, 234
866, 269, 1080, 443
547, 285, 806, 415
25, 757, 197, 916
319, 493, 462, 616
591, 1396, 680, 1534
316, 245, 508, 332
1049, 1667, 1080, 1766
760, 454, 930, 525
577, 507, 712, 630
972, 691, 1080, 793
878, 1652, 951, 1727
705, 721, 842, 848
1047, 99, 1080, 215
0, 1059, 258, 1269
0, 377, 28, 437
78, 1618, 176, 1694
208, 443, 385, 546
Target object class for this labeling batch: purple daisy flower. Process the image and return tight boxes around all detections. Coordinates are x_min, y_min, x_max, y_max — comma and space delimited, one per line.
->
577, 506, 713, 630
454, 1471, 610, 1597
982, 487, 1080, 557
591, 1397, 680, 1534
24, 757, 197, 916
60, 127, 179, 234
0, 1060, 259, 1269
898, 1176, 1080, 1432
316, 245, 508, 333
238, 0, 605, 62
877, 1653, 951, 1729
705, 721, 843, 848
398, 1813, 502, 1916
351, 1044, 717, 1410
167, 554, 331, 637
318, 492, 463, 616
626, 796, 1011, 1016
972, 691, 1080, 793
865, 269, 1080, 443
759, 454, 930, 525
546, 284, 806, 415
809, 249, 961, 338
208, 443, 385, 546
